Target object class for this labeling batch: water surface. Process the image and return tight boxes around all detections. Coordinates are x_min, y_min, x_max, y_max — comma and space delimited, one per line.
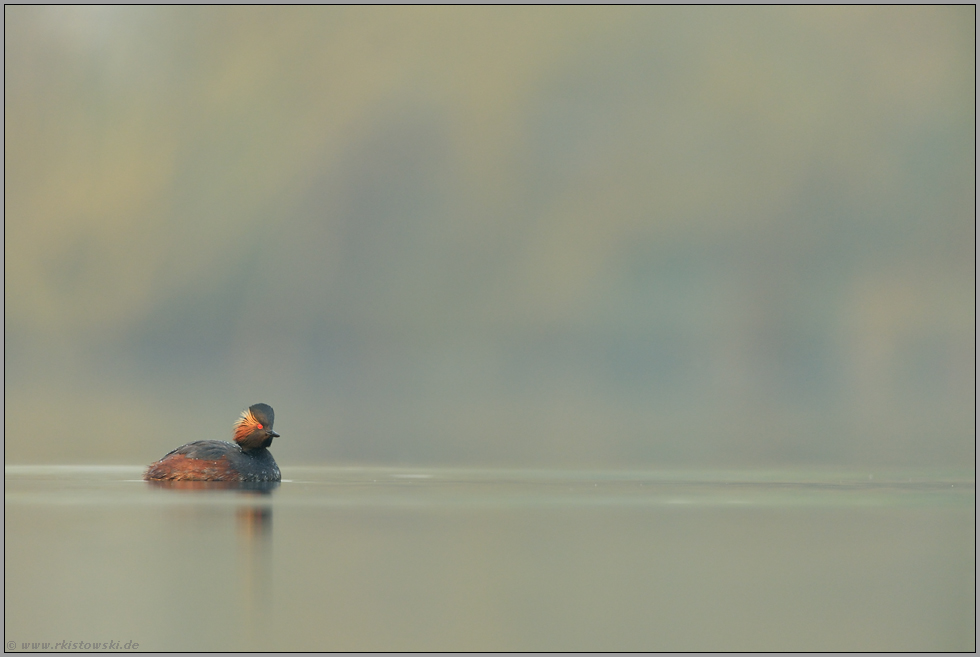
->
5, 466, 975, 651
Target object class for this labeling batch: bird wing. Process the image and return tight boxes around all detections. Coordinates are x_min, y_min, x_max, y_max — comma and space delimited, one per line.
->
163, 440, 240, 460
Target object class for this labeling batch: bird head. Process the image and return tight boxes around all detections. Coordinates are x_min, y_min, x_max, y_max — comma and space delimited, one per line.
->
233, 403, 279, 450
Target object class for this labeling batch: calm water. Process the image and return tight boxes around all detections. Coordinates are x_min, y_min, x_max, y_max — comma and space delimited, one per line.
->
4, 465, 975, 651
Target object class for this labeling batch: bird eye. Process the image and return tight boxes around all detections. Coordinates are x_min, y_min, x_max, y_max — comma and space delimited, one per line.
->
257, 424, 263, 429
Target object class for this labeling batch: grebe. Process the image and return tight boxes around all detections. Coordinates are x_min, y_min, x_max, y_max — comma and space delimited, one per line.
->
144, 403, 281, 482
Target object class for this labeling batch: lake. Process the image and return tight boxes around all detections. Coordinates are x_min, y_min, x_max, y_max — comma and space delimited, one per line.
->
4, 465, 975, 651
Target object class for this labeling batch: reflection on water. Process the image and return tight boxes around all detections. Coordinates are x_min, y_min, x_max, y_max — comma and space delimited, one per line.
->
144, 479, 277, 647
143, 480, 281, 495
236, 493, 273, 645
4, 466, 975, 651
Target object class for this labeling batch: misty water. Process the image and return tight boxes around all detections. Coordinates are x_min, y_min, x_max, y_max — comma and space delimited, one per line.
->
5, 465, 974, 651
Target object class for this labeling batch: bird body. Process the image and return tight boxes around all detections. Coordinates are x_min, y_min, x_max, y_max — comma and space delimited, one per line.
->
144, 403, 281, 482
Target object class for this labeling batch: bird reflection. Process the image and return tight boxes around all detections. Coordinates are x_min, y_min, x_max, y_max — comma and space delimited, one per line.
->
146, 480, 276, 647
144, 480, 281, 494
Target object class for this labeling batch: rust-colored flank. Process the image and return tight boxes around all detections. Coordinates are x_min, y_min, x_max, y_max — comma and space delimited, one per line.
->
144, 453, 239, 481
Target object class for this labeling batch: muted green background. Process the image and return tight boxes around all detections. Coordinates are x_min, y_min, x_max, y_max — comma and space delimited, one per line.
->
4, 6, 975, 467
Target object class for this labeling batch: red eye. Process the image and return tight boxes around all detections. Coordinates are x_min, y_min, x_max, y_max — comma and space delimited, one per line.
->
257, 424, 263, 429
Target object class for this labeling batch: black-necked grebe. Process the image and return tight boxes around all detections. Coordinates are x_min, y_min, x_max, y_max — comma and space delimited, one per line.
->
144, 403, 281, 482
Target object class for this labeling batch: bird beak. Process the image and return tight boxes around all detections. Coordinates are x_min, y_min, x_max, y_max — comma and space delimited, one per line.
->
269, 430, 280, 438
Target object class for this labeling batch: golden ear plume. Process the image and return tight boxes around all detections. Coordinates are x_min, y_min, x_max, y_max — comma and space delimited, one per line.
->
233, 408, 260, 444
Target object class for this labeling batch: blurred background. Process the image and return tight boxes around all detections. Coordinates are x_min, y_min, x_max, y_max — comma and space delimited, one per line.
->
4, 6, 975, 467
